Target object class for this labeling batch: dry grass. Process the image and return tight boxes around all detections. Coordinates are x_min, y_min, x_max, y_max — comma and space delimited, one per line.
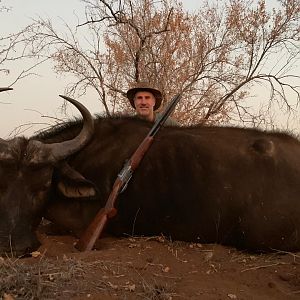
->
0, 256, 87, 299
0, 251, 176, 300
138, 281, 176, 300
2, 236, 300, 299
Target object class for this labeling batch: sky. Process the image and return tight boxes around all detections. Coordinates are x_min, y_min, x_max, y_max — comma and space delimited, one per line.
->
0, 0, 299, 137
0, 0, 201, 137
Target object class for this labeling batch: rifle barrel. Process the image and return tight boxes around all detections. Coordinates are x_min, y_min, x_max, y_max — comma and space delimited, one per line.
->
149, 93, 182, 137
75, 92, 182, 251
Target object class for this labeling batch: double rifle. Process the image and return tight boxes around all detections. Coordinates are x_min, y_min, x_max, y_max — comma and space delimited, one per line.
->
75, 93, 182, 251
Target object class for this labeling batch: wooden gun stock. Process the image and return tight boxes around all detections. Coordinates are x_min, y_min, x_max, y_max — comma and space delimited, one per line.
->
75, 178, 121, 251
75, 209, 108, 251
75, 138, 153, 251
75, 93, 182, 251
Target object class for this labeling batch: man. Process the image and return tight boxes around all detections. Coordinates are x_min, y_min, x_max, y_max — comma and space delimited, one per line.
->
126, 82, 180, 126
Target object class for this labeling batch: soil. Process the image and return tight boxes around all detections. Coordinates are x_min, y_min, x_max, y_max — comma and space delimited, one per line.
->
1, 230, 300, 300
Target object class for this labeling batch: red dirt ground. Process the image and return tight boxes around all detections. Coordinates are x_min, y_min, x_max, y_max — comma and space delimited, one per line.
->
2, 230, 299, 300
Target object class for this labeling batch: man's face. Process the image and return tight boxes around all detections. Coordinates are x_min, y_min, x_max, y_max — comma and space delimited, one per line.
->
133, 91, 156, 121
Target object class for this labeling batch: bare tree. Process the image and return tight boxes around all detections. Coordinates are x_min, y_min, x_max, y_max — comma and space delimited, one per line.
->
0, 1, 46, 87
26, 0, 300, 126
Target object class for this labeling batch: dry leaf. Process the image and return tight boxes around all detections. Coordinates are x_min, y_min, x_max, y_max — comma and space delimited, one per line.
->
49, 274, 55, 281
162, 266, 170, 273
3, 293, 15, 300
108, 281, 118, 289
31, 251, 41, 258
125, 284, 136, 292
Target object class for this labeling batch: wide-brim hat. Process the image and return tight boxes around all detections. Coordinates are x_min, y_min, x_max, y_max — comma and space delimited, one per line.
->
126, 82, 162, 111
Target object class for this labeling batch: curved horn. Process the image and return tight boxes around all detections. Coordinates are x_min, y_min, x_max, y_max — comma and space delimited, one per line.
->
0, 87, 13, 92
44, 95, 94, 161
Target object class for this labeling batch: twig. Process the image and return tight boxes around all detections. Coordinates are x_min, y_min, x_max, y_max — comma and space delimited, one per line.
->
152, 273, 182, 280
270, 248, 300, 263
241, 262, 288, 272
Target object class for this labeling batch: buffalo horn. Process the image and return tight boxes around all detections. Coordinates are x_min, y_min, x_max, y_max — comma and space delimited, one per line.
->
44, 95, 94, 161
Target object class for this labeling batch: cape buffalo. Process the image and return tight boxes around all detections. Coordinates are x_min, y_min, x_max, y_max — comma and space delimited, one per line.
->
1, 91, 300, 255
0, 90, 94, 256
40, 114, 300, 253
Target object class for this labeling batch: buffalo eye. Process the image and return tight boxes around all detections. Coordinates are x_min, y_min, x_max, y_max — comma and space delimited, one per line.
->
26, 164, 54, 192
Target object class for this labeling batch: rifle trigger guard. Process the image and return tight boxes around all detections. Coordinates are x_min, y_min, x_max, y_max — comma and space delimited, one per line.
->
118, 160, 133, 193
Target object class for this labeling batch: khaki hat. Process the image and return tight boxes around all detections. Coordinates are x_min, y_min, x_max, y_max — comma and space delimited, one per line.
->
126, 82, 162, 111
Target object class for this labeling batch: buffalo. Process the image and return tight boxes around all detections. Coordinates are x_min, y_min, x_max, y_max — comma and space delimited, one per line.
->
0, 89, 94, 255
1, 90, 300, 255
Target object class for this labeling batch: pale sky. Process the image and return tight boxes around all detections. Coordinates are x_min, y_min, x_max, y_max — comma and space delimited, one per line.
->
0, 0, 201, 137
0, 0, 299, 137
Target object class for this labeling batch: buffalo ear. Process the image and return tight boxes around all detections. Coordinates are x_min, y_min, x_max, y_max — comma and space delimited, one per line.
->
55, 162, 98, 199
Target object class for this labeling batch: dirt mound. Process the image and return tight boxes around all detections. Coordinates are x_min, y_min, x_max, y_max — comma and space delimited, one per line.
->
1, 233, 300, 299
